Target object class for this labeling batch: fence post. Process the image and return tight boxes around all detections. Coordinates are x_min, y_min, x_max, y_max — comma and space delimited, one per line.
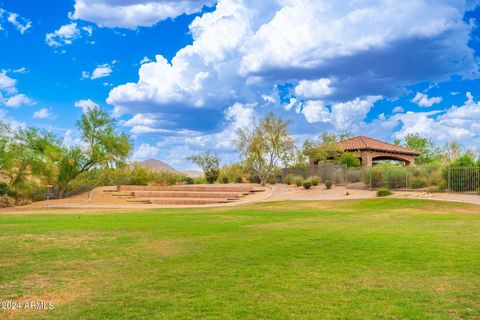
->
345, 165, 348, 190
369, 170, 372, 191
448, 166, 451, 192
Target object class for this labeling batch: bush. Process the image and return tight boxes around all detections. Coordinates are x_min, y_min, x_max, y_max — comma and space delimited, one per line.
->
377, 188, 393, 197
438, 181, 447, 192
0, 195, 16, 207
325, 180, 332, 189
218, 163, 245, 184
267, 177, 277, 185
410, 176, 427, 189
0, 182, 18, 199
310, 176, 320, 186
220, 176, 229, 184
294, 176, 303, 187
248, 175, 261, 184
183, 177, 194, 185
284, 174, 295, 185
383, 167, 406, 189
347, 169, 363, 183
363, 167, 384, 188
193, 176, 207, 184
303, 180, 312, 189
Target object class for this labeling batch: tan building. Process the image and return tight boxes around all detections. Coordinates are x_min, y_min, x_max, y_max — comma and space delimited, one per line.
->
310, 136, 421, 167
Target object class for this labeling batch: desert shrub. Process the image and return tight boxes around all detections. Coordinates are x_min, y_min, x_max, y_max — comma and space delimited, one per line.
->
151, 171, 186, 186
0, 182, 17, 198
310, 176, 320, 186
410, 176, 428, 189
377, 188, 392, 197
347, 169, 363, 183
267, 177, 277, 185
183, 177, 194, 185
0, 195, 16, 207
193, 176, 207, 184
235, 176, 243, 183
303, 180, 312, 189
363, 166, 384, 188
284, 174, 295, 185
220, 176, 229, 184
218, 163, 245, 184
382, 167, 406, 189
12, 182, 45, 202
248, 175, 261, 184
294, 176, 303, 187
438, 181, 447, 192
325, 180, 332, 189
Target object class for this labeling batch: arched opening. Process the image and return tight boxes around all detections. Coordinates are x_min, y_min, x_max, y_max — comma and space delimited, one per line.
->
372, 155, 411, 166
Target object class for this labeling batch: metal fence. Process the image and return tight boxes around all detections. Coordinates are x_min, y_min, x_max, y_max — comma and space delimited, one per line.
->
282, 165, 480, 193
282, 165, 348, 185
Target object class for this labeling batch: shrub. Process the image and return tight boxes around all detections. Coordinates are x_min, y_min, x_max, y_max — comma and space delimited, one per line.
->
284, 174, 295, 185
235, 176, 243, 183
347, 169, 363, 183
267, 177, 277, 185
363, 167, 384, 188
193, 176, 207, 184
294, 176, 303, 187
248, 175, 261, 184
410, 176, 427, 189
310, 176, 320, 186
340, 152, 361, 167
183, 177, 194, 185
325, 180, 332, 189
218, 163, 245, 184
377, 188, 393, 197
303, 180, 312, 189
0, 195, 16, 207
220, 176, 229, 184
382, 167, 406, 189
438, 181, 447, 192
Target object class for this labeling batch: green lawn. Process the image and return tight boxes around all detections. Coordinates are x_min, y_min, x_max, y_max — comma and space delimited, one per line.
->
1, 199, 479, 319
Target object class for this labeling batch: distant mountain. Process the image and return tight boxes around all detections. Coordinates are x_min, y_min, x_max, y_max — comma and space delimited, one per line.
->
181, 170, 204, 178
135, 159, 177, 172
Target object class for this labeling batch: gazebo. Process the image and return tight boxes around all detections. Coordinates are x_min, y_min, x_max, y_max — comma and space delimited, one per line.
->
309, 136, 421, 167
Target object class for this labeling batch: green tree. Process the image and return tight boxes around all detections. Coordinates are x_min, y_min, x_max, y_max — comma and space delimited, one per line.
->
187, 152, 220, 184
402, 134, 443, 165
235, 113, 295, 186
339, 152, 361, 167
55, 108, 131, 197
302, 132, 344, 164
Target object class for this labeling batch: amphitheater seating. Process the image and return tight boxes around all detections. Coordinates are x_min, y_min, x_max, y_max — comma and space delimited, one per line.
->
114, 184, 263, 206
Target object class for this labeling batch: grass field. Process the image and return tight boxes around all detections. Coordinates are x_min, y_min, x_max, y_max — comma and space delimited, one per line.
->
1, 199, 479, 319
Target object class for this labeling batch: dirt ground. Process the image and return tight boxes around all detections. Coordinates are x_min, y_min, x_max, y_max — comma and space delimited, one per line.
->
268, 184, 480, 205
1, 184, 479, 214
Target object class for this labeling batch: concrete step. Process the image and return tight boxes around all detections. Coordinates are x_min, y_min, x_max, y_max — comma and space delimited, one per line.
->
147, 198, 235, 205
132, 191, 243, 199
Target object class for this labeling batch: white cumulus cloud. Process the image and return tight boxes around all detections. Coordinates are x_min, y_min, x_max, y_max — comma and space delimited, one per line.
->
82, 63, 113, 80
72, 0, 216, 29
74, 99, 99, 113
33, 108, 54, 119
45, 22, 93, 48
411, 92, 443, 107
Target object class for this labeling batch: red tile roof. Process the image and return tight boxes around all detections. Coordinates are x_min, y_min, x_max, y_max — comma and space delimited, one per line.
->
338, 136, 421, 156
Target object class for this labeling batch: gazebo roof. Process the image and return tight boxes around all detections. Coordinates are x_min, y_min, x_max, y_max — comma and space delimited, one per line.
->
338, 136, 421, 156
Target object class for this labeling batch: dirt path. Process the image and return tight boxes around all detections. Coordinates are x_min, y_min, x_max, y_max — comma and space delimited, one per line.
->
1, 184, 479, 215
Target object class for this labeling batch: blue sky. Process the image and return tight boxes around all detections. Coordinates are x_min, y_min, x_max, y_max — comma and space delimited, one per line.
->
1, 0, 480, 170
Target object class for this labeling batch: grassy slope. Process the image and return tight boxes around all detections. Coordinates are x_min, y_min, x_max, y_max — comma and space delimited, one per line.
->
0, 199, 479, 319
